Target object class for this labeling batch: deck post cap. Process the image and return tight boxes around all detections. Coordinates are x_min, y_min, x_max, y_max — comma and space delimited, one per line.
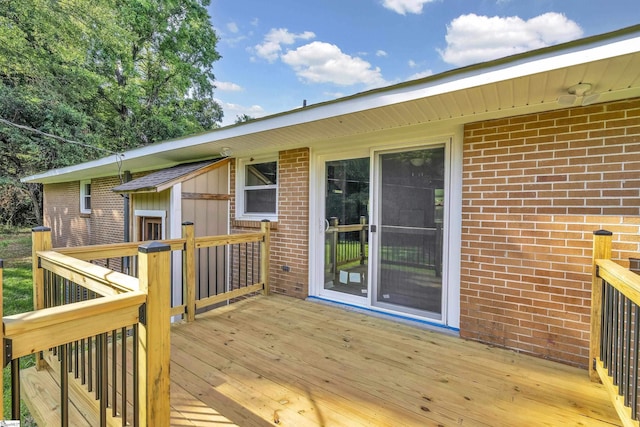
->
593, 229, 613, 236
138, 241, 171, 253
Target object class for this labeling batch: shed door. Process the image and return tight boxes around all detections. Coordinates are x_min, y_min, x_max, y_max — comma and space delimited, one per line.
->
371, 146, 445, 319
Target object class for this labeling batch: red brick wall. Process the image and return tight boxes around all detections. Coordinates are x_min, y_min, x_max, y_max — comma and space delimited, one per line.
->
231, 148, 310, 298
460, 98, 640, 367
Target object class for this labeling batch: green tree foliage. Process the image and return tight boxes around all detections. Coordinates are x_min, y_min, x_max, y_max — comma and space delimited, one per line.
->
234, 114, 255, 124
0, 0, 223, 226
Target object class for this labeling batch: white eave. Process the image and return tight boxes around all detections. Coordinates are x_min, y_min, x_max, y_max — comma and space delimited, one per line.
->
22, 25, 640, 184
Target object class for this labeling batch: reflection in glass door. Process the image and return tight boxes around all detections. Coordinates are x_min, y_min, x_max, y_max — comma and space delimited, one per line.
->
324, 158, 370, 297
374, 147, 445, 318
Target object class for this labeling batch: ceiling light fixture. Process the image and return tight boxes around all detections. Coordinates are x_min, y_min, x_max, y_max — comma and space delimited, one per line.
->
219, 147, 233, 157
557, 83, 600, 107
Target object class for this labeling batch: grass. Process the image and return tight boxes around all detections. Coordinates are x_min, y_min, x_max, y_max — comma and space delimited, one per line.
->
0, 227, 37, 425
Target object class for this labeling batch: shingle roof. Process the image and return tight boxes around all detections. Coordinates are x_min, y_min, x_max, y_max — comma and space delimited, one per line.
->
112, 158, 224, 193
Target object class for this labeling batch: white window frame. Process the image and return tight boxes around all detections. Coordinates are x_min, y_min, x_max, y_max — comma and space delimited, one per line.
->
80, 179, 91, 214
236, 156, 278, 221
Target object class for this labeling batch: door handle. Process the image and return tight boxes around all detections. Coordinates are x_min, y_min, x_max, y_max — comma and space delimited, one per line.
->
370, 225, 377, 233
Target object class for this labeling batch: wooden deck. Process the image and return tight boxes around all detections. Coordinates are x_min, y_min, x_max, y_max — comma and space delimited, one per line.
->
169, 295, 621, 427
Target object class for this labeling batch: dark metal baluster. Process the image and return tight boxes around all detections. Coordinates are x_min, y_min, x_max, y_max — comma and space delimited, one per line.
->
207, 246, 212, 297
602, 281, 613, 375
633, 303, 639, 420
625, 298, 632, 403
100, 333, 108, 427
600, 279, 607, 362
613, 289, 620, 383
88, 335, 93, 392
11, 358, 20, 421
215, 246, 220, 295
245, 242, 249, 287
112, 329, 118, 417
122, 326, 128, 425
617, 294, 625, 391
133, 324, 140, 427
60, 345, 69, 427
81, 338, 86, 385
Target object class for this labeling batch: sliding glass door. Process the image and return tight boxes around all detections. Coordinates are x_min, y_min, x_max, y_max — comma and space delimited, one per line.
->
372, 146, 445, 318
323, 157, 370, 299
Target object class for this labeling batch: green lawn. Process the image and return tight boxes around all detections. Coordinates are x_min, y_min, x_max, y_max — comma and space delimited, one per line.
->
0, 228, 36, 425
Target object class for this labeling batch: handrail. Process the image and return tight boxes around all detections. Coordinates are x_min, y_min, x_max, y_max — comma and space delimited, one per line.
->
590, 230, 640, 427
4, 291, 146, 359
597, 259, 640, 305
54, 238, 186, 260
38, 250, 139, 294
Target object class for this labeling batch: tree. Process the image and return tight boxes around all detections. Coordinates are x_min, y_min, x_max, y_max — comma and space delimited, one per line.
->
0, 0, 223, 226
235, 114, 255, 124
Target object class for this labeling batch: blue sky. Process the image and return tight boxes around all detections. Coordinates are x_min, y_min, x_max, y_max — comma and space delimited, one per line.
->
208, 0, 639, 126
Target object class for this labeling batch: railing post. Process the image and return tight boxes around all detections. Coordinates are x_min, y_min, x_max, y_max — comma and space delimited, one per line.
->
182, 222, 196, 322
359, 216, 367, 265
330, 217, 339, 280
137, 242, 171, 427
32, 226, 51, 370
261, 220, 271, 296
591, 229, 613, 382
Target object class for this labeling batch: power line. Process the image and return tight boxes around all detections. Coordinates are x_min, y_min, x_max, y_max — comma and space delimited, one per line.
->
0, 117, 121, 156
0, 116, 126, 183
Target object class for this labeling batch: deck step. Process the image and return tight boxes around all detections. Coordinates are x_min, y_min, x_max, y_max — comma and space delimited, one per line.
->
21, 366, 95, 426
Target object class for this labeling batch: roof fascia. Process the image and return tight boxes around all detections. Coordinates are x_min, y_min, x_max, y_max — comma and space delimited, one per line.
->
21, 25, 640, 184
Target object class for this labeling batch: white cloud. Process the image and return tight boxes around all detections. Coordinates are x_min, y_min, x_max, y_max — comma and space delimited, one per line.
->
376, 50, 388, 57
254, 28, 316, 62
281, 41, 387, 87
408, 59, 417, 68
216, 81, 243, 92
227, 22, 239, 34
439, 12, 583, 66
216, 99, 266, 126
381, 0, 437, 15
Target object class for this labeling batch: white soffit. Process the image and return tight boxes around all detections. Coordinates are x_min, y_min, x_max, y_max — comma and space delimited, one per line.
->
21, 26, 640, 184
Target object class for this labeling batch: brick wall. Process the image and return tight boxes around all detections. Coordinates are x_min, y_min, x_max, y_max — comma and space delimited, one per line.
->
231, 148, 310, 298
44, 182, 90, 247
460, 98, 640, 367
44, 176, 127, 248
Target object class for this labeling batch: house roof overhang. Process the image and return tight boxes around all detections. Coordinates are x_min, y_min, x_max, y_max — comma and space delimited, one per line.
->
22, 25, 640, 185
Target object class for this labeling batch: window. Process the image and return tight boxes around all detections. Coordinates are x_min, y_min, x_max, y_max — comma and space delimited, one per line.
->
135, 210, 166, 240
80, 180, 91, 214
238, 158, 278, 219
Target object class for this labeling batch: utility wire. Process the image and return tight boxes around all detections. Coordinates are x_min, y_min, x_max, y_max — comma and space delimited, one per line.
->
0, 116, 126, 183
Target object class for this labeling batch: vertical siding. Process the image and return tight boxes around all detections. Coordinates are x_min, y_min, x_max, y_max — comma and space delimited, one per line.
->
460, 98, 640, 367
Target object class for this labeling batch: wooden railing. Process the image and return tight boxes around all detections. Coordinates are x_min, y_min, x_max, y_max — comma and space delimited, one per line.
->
2, 227, 170, 426
1, 221, 271, 426
325, 216, 368, 280
54, 220, 271, 322
590, 230, 640, 427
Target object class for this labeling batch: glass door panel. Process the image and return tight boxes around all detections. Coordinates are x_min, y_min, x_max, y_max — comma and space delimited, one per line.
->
324, 157, 370, 297
375, 147, 445, 317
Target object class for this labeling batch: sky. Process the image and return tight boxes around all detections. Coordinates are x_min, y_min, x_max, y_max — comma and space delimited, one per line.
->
207, 0, 639, 126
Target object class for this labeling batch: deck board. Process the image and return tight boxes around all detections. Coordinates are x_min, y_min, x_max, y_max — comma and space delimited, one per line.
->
170, 295, 621, 427
21, 294, 621, 426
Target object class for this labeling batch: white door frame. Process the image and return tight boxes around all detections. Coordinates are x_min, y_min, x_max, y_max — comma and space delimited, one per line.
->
308, 134, 462, 331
